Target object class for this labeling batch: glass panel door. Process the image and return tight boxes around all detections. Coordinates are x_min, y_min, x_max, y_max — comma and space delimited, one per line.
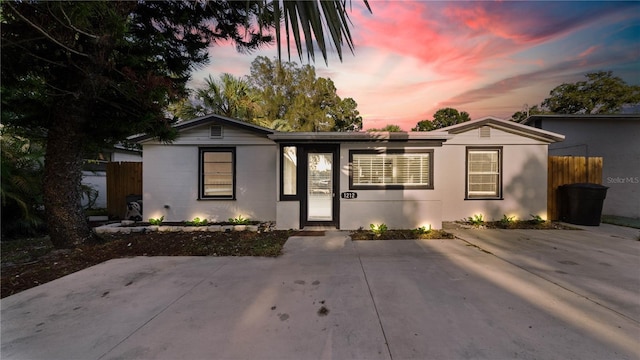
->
307, 153, 333, 221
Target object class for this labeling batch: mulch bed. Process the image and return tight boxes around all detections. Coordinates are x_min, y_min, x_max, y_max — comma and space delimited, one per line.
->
350, 229, 455, 240
448, 220, 579, 230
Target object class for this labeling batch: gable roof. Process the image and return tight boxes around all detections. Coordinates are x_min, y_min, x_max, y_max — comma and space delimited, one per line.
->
130, 114, 274, 143
438, 116, 565, 143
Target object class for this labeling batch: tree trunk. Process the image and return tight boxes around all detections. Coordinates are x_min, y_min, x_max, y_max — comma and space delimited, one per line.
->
43, 111, 99, 249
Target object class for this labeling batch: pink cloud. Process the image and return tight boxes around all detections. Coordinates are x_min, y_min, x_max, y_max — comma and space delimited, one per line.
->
578, 45, 600, 58
351, 2, 477, 74
189, 1, 640, 132
350, 1, 634, 81
348, 1, 549, 86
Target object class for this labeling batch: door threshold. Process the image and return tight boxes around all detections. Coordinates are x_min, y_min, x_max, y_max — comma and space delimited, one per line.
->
302, 225, 338, 231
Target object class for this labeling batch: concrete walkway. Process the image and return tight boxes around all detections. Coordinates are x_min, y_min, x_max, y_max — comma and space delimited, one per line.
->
2, 226, 639, 359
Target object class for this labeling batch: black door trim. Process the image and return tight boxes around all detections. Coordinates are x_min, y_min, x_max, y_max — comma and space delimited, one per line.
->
300, 145, 340, 228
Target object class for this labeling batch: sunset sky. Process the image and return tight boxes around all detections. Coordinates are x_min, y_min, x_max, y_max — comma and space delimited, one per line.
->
191, 1, 640, 131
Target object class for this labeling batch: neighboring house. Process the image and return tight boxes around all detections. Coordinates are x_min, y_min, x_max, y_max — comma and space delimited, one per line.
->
523, 115, 640, 220
81, 146, 142, 209
131, 115, 564, 229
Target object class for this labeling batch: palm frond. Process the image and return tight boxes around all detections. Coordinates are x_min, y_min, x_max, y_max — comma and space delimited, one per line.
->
271, 0, 370, 64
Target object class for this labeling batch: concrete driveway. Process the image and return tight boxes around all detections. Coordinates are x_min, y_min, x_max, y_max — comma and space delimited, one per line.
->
2, 226, 639, 359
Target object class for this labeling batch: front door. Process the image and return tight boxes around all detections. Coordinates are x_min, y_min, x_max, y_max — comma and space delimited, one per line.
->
303, 147, 339, 228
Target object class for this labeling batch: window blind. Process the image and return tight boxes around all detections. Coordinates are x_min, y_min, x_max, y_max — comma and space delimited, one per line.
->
467, 150, 499, 197
202, 151, 233, 197
352, 153, 430, 186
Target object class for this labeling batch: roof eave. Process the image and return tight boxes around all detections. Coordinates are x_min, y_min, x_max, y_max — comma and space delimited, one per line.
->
129, 114, 274, 143
268, 131, 453, 142
443, 118, 564, 143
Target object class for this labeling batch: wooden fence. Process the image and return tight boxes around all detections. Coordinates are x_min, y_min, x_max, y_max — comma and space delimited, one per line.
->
547, 156, 603, 221
106, 162, 142, 219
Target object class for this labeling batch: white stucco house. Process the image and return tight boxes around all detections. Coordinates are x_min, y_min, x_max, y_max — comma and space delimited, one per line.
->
523, 114, 639, 220
131, 115, 564, 229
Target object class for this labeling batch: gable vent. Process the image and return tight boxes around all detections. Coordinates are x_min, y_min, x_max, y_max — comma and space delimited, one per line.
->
479, 126, 491, 138
210, 125, 223, 138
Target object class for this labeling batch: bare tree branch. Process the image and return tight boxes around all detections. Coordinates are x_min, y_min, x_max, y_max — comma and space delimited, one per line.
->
6, 2, 90, 58
55, 3, 100, 40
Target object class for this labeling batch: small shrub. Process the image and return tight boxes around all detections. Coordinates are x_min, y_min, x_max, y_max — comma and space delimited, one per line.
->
529, 214, 545, 225
186, 217, 208, 226
415, 225, 432, 234
148, 216, 164, 226
370, 223, 388, 236
229, 215, 251, 225
468, 214, 484, 226
500, 214, 516, 227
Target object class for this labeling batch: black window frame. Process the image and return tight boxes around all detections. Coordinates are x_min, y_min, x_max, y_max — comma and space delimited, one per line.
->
349, 149, 434, 190
279, 144, 300, 201
465, 146, 503, 200
199, 147, 236, 200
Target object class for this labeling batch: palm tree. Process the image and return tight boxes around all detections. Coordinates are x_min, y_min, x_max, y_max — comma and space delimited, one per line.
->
177, 74, 262, 122
269, 119, 294, 132
271, 0, 372, 63
1, 128, 46, 237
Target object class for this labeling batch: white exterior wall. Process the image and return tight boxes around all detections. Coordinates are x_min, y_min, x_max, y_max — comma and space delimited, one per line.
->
112, 151, 142, 162
338, 143, 444, 230
440, 127, 549, 221
142, 124, 277, 223
143, 119, 555, 229
276, 201, 300, 229
335, 128, 550, 228
273, 127, 552, 230
438, 144, 548, 222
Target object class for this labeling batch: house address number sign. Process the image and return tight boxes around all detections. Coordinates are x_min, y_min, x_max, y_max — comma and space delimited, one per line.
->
340, 192, 358, 199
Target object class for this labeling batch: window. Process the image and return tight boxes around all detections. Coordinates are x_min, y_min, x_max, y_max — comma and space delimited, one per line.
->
350, 150, 433, 189
466, 147, 502, 199
200, 148, 235, 199
281, 146, 297, 199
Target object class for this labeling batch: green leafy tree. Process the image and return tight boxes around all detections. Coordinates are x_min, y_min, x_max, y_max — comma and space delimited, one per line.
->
330, 97, 363, 132
412, 108, 470, 131
412, 120, 435, 131
1, 1, 368, 248
431, 108, 471, 129
248, 56, 362, 131
541, 71, 640, 114
368, 124, 403, 132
